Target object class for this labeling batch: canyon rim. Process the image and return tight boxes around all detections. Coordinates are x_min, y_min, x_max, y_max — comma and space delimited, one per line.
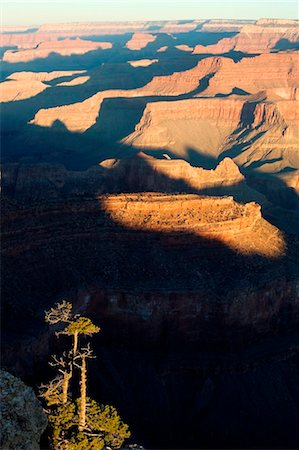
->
1, 3, 299, 450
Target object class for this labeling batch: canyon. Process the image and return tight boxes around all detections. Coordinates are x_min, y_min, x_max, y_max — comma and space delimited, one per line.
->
1, 18, 299, 450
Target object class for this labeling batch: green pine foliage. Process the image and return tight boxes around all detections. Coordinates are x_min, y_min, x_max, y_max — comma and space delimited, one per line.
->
48, 399, 130, 450
40, 301, 130, 449
61, 317, 100, 337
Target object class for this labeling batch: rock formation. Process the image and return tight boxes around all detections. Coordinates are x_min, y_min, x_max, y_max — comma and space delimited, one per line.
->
1, 18, 299, 449
2, 38, 112, 63
126, 33, 157, 50
128, 59, 159, 67
193, 53, 299, 96
193, 22, 299, 54
0, 70, 86, 102
0, 370, 47, 450
1, 156, 265, 205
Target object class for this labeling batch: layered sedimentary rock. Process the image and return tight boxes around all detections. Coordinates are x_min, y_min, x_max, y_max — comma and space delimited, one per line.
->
1, 19, 298, 54
1, 156, 262, 203
194, 22, 299, 54
193, 53, 299, 96
1, 78, 50, 102
1, 18, 299, 450
2, 38, 112, 62
126, 33, 157, 50
123, 97, 244, 156
0, 370, 47, 450
27, 52, 298, 135
200, 19, 254, 32
175, 44, 194, 52
122, 92, 299, 173
101, 194, 284, 256
0, 20, 197, 48
0, 70, 86, 102
1, 185, 296, 352
56, 75, 90, 86
128, 59, 159, 67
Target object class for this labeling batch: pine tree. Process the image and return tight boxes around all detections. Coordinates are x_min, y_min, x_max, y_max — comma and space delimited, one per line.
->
59, 317, 100, 356
40, 301, 130, 449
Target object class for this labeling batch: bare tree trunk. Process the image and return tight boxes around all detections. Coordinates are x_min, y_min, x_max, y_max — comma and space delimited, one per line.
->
73, 332, 78, 355
78, 356, 87, 431
62, 372, 71, 404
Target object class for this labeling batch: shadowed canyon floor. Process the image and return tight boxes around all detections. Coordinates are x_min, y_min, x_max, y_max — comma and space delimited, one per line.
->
1, 18, 299, 449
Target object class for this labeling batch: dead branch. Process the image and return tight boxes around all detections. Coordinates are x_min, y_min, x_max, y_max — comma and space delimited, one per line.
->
45, 300, 73, 325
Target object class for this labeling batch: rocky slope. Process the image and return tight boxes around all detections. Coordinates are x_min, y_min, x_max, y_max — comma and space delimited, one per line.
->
1, 156, 265, 204
0, 370, 47, 450
1, 184, 298, 448
1, 190, 294, 340
1, 18, 299, 449
122, 94, 299, 173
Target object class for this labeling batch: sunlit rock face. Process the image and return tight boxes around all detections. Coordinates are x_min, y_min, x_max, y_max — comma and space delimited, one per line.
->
1, 184, 296, 350
101, 194, 284, 257
193, 22, 299, 54
125, 33, 157, 50
0, 70, 88, 102
2, 39, 112, 62
1, 17, 299, 450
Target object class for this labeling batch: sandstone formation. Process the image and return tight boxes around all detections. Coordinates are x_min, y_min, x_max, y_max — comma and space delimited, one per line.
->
4, 70, 86, 82
0, 70, 86, 102
1, 78, 50, 102
0, 370, 47, 450
2, 38, 112, 63
126, 33, 157, 50
56, 75, 90, 86
128, 59, 159, 67
175, 44, 194, 52
101, 194, 284, 257
123, 97, 245, 156
1, 184, 296, 351
29, 90, 110, 131
157, 46, 168, 52
256, 18, 299, 27
0, 156, 263, 204
1, 18, 298, 450
120, 86, 298, 174
200, 19, 254, 32
194, 54, 299, 96
1, 19, 298, 53
193, 23, 299, 54
27, 52, 298, 135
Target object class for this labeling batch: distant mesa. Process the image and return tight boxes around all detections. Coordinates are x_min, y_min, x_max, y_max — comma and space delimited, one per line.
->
1, 78, 50, 102
4, 70, 86, 82
2, 38, 112, 63
256, 18, 299, 27
101, 193, 284, 257
56, 75, 90, 86
189, 53, 299, 97
125, 33, 157, 50
27, 50, 299, 175
128, 59, 159, 67
157, 46, 168, 52
193, 22, 299, 54
0, 70, 86, 102
200, 19, 254, 32
175, 44, 194, 52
